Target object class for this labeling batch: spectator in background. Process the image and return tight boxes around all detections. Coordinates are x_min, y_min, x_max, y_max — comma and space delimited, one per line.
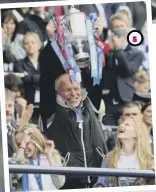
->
2, 10, 26, 72
29, 7, 49, 46
5, 89, 17, 158
141, 102, 153, 152
14, 7, 48, 47
142, 102, 152, 133
117, 4, 149, 74
5, 87, 33, 158
4, 73, 34, 124
30, 7, 49, 22
12, 8, 30, 35
102, 13, 144, 126
14, 32, 41, 124
45, 73, 108, 189
5, 73, 24, 99
5, 73, 24, 121
94, 117, 154, 187
11, 124, 65, 191
115, 5, 149, 74
116, 5, 133, 29
134, 68, 150, 93
133, 68, 151, 104
126, 2, 146, 32
121, 102, 143, 120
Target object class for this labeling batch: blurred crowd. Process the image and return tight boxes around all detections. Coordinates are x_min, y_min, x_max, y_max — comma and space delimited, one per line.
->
1, 2, 154, 191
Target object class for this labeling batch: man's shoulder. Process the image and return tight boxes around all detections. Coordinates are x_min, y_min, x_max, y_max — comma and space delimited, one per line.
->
127, 45, 144, 56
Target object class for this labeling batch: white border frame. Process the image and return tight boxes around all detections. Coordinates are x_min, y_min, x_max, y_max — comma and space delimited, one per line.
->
0, 0, 155, 192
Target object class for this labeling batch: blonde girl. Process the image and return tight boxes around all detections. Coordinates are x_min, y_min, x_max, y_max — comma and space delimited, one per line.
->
94, 117, 154, 187
11, 124, 65, 191
134, 67, 150, 94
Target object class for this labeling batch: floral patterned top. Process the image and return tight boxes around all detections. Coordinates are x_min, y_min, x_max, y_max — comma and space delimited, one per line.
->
94, 155, 145, 188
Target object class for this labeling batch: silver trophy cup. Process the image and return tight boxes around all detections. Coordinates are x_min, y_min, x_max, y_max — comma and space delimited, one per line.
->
63, 6, 90, 68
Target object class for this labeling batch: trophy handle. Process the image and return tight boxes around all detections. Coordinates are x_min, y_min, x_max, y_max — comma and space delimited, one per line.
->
70, 5, 75, 9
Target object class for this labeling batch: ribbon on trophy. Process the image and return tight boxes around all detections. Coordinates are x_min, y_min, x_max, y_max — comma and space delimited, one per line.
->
86, 13, 104, 85
50, 16, 69, 71
50, 16, 81, 82
87, 13, 111, 85
50, 6, 110, 85
86, 15, 99, 85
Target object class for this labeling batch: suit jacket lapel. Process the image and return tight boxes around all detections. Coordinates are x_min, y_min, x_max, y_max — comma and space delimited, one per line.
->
24, 57, 39, 72
7, 134, 13, 152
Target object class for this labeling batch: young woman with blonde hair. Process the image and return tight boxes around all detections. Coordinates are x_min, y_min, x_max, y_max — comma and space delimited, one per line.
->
14, 32, 41, 123
10, 124, 65, 191
94, 117, 154, 187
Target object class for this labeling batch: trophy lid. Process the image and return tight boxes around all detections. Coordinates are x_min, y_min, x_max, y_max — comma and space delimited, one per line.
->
69, 5, 80, 14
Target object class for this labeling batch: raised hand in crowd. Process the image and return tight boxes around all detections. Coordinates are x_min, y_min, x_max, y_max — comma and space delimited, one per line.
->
93, 17, 104, 36
44, 140, 56, 165
16, 97, 27, 113
16, 104, 34, 126
2, 28, 8, 47
46, 20, 56, 40
45, 140, 55, 155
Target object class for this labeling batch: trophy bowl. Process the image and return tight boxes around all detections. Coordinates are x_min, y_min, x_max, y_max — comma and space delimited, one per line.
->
62, 6, 90, 68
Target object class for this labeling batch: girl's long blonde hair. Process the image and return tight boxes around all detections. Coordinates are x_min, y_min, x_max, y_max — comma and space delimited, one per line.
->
108, 117, 154, 170
134, 67, 150, 84
13, 124, 64, 163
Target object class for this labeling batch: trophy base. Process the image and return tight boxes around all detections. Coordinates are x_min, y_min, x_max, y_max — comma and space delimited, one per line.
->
75, 52, 90, 68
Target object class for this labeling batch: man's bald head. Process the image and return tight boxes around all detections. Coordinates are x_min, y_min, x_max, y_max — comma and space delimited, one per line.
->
55, 73, 70, 92
55, 73, 82, 108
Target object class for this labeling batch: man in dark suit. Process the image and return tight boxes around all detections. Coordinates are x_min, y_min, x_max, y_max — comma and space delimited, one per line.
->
102, 13, 144, 125
5, 89, 17, 158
